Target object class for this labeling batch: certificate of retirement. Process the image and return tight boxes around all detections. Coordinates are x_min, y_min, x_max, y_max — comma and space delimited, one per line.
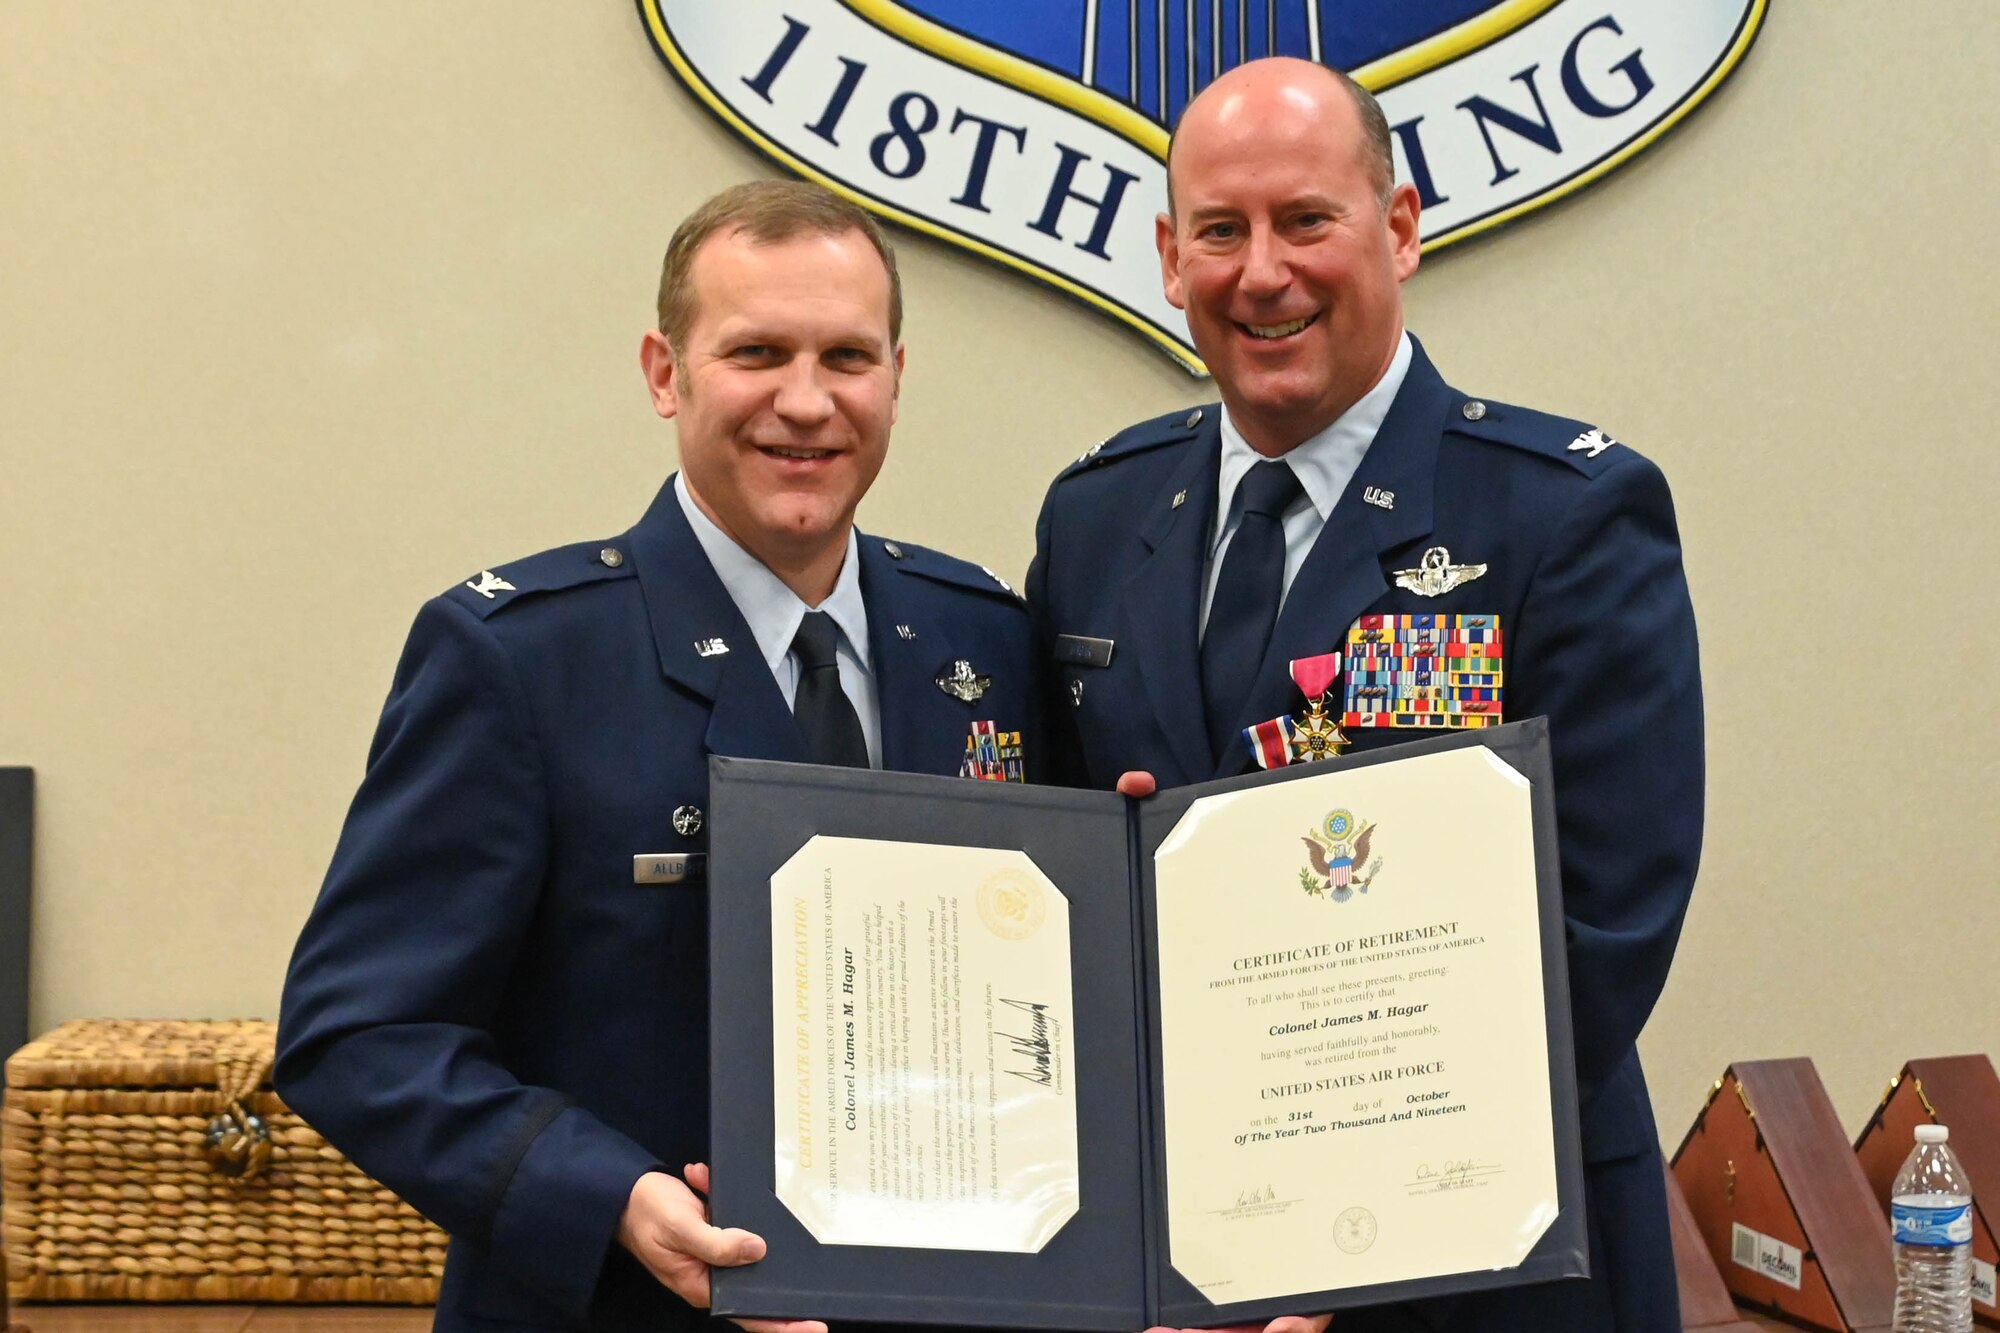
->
1152, 746, 1559, 1301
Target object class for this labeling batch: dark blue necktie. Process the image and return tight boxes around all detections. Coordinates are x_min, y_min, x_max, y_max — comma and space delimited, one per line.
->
1201, 459, 1302, 760
792, 612, 869, 768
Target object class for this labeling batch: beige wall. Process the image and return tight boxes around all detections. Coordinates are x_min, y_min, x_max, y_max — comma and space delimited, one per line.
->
3, 2, 1995, 1147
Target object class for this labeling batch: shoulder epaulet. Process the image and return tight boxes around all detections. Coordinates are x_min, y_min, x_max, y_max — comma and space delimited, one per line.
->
1445, 395, 1635, 477
1054, 404, 1217, 483
873, 536, 1025, 604
444, 538, 636, 620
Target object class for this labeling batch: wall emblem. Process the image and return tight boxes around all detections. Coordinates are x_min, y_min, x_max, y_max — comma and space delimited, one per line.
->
639, 1, 1765, 372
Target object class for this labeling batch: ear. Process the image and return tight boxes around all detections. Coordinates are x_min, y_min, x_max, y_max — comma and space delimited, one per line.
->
639, 329, 681, 420
1155, 211, 1187, 310
889, 342, 906, 426
1386, 183, 1423, 282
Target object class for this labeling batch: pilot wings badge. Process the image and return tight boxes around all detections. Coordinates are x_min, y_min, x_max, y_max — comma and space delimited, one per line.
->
1393, 547, 1487, 598
1300, 808, 1382, 903
638, 1, 1766, 375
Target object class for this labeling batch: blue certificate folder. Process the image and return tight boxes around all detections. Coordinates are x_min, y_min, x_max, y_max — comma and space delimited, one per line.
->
707, 720, 1585, 1330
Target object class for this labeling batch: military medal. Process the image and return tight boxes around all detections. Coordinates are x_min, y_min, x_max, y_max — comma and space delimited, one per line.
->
1288, 696, 1348, 762
1286, 651, 1348, 761
1241, 650, 1347, 770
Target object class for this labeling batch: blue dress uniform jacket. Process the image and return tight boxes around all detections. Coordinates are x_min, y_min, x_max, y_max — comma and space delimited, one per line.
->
276, 477, 1034, 1332
1027, 339, 1702, 1332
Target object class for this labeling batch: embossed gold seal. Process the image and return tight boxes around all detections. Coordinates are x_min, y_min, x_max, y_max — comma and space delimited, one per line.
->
977, 867, 1047, 941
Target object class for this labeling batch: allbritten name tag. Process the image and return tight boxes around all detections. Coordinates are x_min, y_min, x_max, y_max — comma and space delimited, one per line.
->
634, 853, 705, 885
1342, 614, 1504, 729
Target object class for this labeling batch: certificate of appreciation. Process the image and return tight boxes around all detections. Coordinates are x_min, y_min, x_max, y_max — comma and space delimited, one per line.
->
707, 721, 1585, 1331
768, 836, 1080, 1252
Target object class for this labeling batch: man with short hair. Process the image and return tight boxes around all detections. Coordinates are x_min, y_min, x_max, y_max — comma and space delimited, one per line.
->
1031, 59, 1701, 1331
278, 179, 1034, 1332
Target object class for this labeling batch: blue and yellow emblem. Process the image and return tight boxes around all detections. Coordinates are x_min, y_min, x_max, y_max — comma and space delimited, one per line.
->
638, 0, 1766, 371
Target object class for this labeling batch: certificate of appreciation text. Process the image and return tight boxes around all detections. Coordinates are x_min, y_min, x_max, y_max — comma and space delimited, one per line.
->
769, 836, 1080, 1252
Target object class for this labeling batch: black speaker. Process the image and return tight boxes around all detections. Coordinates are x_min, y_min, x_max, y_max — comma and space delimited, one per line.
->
0, 767, 32, 1059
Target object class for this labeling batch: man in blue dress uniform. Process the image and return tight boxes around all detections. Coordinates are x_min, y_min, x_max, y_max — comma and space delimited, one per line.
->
277, 181, 1034, 1331
1028, 59, 1702, 1332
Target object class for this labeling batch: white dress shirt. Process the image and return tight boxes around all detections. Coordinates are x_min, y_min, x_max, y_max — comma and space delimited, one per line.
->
675, 474, 882, 768
1200, 331, 1414, 635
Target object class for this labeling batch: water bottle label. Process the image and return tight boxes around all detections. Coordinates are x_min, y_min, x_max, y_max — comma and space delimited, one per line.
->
1730, 1222, 1803, 1289
1974, 1257, 1996, 1308
1890, 1201, 1973, 1246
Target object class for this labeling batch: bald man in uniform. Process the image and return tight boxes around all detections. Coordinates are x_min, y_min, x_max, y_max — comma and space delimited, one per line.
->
1030, 59, 1702, 1333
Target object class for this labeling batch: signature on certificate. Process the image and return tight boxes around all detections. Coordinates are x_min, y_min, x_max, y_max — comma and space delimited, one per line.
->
1407, 1158, 1506, 1194
1212, 1183, 1300, 1219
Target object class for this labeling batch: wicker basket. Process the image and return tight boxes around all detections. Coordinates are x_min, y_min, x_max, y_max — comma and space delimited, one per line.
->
2, 1019, 445, 1303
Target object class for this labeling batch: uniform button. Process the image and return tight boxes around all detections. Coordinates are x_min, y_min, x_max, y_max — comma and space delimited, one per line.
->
598, 547, 625, 568
673, 805, 703, 836
1460, 400, 1488, 421
1184, 408, 1204, 429
884, 541, 905, 560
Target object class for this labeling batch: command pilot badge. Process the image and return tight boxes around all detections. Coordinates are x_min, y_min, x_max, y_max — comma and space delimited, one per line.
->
1392, 547, 1488, 598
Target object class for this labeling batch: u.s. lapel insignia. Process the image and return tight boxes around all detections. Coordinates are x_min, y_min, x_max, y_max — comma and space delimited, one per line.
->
465, 570, 515, 599
1568, 428, 1618, 459
935, 659, 991, 702
1288, 696, 1350, 763
1363, 486, 1395, 510
895, 624, 916, 640
694, 637, 729, 658
1393, 547, 1488, 598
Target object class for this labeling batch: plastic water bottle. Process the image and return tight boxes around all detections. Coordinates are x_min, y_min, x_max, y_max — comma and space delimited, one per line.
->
1892, 1123, 1974, 1332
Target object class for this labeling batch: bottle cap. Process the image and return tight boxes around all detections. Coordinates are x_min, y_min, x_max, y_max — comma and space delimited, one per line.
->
1916, 1124, 1949, 1143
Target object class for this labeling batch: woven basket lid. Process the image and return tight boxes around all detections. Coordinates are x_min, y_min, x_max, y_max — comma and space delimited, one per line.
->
5, 1017, 276, 1090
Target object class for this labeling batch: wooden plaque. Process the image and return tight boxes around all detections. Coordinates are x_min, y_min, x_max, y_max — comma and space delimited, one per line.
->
1672, 1059, 1895, 1332
1665, 1156, 1762, 1331
1854, 1054, 2000, 1326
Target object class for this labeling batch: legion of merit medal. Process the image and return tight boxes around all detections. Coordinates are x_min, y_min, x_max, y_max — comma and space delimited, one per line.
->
1287, 651, 1348, 762
1288, 696, 1348, 763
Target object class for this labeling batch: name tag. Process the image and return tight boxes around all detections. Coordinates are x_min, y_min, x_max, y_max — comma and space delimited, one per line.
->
633, 853, 705, 885
1053, 634, 1115, 668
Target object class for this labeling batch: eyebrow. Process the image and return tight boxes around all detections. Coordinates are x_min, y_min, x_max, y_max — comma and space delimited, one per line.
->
715, 326, 887, 353
1184, 194, 1346, 226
